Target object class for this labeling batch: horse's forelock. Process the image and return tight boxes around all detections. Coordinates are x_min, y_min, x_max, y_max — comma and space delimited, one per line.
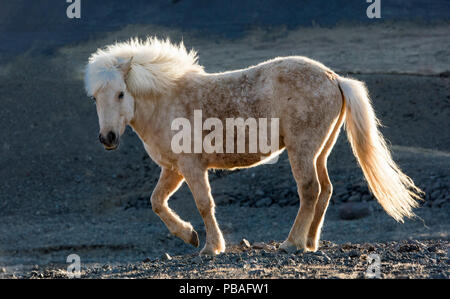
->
85, 37, 204, 97
85, 64, 124, 97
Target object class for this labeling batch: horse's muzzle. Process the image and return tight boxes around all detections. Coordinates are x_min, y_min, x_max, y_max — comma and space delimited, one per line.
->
99, 131, 119, 150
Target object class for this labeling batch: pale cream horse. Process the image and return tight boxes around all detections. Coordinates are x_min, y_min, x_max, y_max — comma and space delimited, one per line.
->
85, 38, 422, 255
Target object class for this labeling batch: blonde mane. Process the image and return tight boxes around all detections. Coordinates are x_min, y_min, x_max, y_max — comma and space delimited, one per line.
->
85, 37, 204, 97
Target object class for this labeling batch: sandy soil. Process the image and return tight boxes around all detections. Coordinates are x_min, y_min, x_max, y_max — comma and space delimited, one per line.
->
0, 22, 448, 278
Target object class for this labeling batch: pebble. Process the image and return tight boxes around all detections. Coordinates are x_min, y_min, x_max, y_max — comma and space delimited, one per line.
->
348, 250, 360, 258
397, 243, 420, 253
240, 238, 251, 249
265, 245, 277, 251
248, 269, 265, 275
192, 256, 203, 264
312, 251, 332, 262
252, 242, 267, 249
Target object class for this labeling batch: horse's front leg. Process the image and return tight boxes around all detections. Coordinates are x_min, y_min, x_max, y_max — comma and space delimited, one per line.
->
151, 167, 199, 247
179, 163, 225, 255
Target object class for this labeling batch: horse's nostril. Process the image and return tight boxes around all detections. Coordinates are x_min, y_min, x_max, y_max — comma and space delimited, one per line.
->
107, 131, 116, 144
99, 132, 117, 147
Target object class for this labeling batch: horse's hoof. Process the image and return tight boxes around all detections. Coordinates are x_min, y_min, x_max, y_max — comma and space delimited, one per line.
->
189, 230, 199, 248
306, 239, 319, 252
199, 242, 225, 255
279, 240, 302, 254
199, 247, 220, 256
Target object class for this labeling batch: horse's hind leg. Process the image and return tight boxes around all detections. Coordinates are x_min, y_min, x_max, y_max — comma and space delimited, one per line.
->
280, 104, 341, 251
304, 155, 332, 252
280, 143, 321, 252
306, 106, 345, 251
279, 79, 343, 252
151, 167, 199, 247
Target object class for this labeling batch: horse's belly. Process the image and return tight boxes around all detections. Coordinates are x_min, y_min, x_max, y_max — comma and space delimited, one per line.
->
205, 148, 285, 170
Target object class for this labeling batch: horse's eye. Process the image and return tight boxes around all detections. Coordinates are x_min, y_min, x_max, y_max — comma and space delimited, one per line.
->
118, 92, 124, 100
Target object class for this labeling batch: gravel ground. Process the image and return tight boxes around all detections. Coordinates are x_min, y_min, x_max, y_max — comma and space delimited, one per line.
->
2, 239, 448, 279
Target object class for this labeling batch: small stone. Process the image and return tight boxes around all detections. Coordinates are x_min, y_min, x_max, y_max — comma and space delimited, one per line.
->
189, 256, 198, 264
427, 245, 438, 253
163, 253, 172, 261
341, 242, 355, 250
265, 245, 277, 251
397, 243, 420, 253
248, 269, 265, 276
253, 242, 267, 249
321, 254, 331, 263
312, 251, 331, 262
240, 238, 251, 249
348, 250, 360, 258
365, 244, 376, 252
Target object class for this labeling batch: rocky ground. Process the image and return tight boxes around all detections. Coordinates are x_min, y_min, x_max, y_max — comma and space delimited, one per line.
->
0, 22, 449, 279
3, 239, 448, 279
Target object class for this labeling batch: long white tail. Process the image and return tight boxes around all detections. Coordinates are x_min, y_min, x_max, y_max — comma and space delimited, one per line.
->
337, 76, 423, 222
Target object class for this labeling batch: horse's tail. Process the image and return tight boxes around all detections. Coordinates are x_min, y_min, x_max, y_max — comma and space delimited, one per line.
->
337, 76, 423, 222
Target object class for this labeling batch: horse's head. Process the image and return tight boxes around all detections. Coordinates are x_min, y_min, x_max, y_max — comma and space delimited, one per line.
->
87, 57, 135, 151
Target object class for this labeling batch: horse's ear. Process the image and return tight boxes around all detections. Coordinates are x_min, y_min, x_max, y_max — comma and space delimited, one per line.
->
117, 57, 133, 76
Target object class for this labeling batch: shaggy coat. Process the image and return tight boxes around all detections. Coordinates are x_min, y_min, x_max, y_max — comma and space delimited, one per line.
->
85, 38, 422, 255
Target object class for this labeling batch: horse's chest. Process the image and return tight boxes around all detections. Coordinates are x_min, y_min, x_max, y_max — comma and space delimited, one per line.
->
143, 143, 172, 168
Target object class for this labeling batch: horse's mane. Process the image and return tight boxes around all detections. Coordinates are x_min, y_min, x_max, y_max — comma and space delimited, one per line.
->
85, 37, 204, 97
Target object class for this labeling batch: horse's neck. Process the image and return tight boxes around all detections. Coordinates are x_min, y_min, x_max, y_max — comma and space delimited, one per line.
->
129, 97, 157, 143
